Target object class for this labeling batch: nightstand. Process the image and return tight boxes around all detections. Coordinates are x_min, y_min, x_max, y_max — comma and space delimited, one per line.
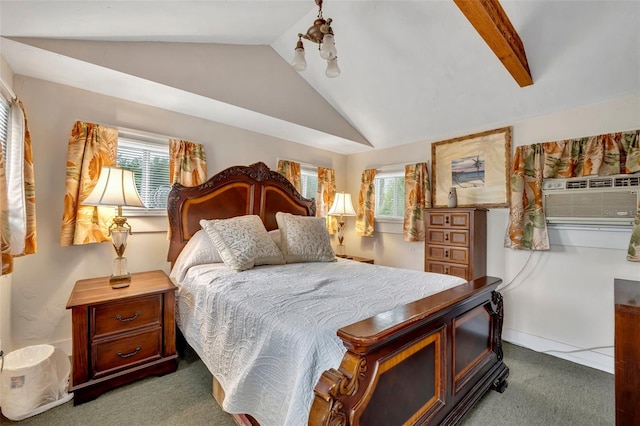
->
338, 254, 374, 264
66, 270, 178, 404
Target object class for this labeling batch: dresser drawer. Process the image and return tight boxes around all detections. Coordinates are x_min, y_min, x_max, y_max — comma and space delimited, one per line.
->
92, 328, 162, 378
426, 261, 468, 280
427, 245, 469, 264
427, 211, 470, 228
427, 229, 469, 247
92, 295, 162, 339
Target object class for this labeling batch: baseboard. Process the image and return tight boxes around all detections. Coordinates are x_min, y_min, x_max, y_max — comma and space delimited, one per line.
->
503, 328, 614, 374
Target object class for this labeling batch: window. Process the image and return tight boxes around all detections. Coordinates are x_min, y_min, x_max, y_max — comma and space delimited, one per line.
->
374, 171, 405, 220
0, 96, 9, 160
117, 136, 170, 215
300, 166, 319, 201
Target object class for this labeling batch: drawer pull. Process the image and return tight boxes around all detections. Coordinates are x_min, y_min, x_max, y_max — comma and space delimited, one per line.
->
117, 346, 142, 358
445, 250, 449, 258
115, 311, 141, 322
445, 266, 449, 274
445, 233, 449, 241
445, 215, 450, 225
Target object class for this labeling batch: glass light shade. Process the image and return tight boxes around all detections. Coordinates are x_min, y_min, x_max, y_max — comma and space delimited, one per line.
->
319, 34, 337, 60
292, 47, 307, 71
325, 57, 341, 78
328, 192, 356, 216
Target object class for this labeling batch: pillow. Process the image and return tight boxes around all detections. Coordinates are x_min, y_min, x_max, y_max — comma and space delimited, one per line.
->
200, 216, 284, 271
169, 230, 223, 283
275, 212, 336, 263
268, 229, 281, 250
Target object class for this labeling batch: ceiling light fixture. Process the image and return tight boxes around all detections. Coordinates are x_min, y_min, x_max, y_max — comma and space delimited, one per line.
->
291, 0, 340, 78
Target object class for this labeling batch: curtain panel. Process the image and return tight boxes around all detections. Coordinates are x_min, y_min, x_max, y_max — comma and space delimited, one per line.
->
504, 130, 640, 262
276, 160, 302, 193
60, 121, 118, 246
403, 163, 431, 242
169, 139, 207, 186
0, 100, 37, 275
317, 167, 338, 234
355, 169, 376, 237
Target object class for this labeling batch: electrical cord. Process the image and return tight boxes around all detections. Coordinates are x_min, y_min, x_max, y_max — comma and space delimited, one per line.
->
541, 345, 613, 354
497, 249, 540, 292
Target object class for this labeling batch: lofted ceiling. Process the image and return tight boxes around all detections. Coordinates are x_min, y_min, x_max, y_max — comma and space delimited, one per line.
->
0, 1, 639, 155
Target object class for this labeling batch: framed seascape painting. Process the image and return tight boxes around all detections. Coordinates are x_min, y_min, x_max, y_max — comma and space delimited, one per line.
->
431, 127, 512, 208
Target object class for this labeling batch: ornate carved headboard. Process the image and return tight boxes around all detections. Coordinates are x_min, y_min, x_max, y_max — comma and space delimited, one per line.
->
167, 162, 316, 265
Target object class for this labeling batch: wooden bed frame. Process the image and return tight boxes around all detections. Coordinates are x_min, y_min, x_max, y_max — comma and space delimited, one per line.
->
167, 162, 509, 425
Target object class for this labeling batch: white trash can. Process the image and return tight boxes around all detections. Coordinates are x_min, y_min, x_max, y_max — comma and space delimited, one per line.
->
0, 344, 73, 421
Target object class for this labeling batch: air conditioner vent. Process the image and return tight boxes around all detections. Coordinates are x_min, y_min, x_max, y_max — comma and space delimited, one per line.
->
588, 177, 613, 188
614, 175, 640, 187
566, 180, 587, 189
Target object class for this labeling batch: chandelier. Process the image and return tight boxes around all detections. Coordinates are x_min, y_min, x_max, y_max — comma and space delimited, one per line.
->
291, 0, 340, 78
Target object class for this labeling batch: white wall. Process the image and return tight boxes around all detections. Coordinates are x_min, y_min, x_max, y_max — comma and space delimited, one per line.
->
8, 74, 346, 354
346, 95, 640, 373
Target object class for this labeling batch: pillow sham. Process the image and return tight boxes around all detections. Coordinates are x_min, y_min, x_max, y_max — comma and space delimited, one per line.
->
200, 216, 284, 271
275, 212, 336, 263
169, 229, 223, 283
268, 229, 282, 250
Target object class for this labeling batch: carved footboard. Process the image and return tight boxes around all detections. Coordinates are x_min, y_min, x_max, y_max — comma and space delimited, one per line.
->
309, 276, 509, 426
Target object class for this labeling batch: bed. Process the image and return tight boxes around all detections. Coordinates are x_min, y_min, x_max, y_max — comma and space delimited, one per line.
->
167, 162, 509, 426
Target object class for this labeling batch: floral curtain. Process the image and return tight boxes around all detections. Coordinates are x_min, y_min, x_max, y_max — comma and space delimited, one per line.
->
504, 130, 640, 262
317, 167, 338, 234
403, 162, 431, 242
60, 121, 118, 246
355, 169, 376, 237
169, 139, 207, 186
277, 160, 301, 193
1, 100, 37, 275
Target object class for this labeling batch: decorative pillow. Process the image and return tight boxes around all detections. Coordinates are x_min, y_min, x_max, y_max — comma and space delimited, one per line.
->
200, 216, 284, 271
169, 230, 223, 283
268, 229, 282, 250
275, 212, 336, 263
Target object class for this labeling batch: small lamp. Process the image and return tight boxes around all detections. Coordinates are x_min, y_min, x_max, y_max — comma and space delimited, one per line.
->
84, 166, 146, 288
328, 192, 356, 257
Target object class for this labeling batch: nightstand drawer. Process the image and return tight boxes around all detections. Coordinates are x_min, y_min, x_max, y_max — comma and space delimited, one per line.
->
427, 245, 469, 264
427, 229, 469, 247
93, 328, 162, 378
92, 295, 162, 339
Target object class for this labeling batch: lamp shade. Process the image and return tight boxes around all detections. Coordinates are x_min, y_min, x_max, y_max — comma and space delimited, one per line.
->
328, 192, 356, 216
84, 167, 145, 208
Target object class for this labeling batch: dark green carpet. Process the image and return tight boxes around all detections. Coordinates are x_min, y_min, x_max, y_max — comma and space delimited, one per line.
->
1, 343, 614, 425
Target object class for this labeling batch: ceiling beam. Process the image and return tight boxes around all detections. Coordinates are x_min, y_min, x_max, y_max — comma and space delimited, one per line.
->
454, 0, 533, 87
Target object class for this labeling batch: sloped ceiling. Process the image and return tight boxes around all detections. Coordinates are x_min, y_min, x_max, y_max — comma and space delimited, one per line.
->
1, 1, 639, 155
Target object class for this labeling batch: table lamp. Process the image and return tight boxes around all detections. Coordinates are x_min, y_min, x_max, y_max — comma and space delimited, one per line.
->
328, 192, 356, 257
84, 166, 146, 288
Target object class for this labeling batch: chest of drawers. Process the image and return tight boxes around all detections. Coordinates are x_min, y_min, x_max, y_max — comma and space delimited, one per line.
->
424, 208, 487, 280
66, 270, 178, 404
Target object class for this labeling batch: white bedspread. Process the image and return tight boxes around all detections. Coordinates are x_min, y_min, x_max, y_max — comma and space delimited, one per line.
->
172, 259, 465, 426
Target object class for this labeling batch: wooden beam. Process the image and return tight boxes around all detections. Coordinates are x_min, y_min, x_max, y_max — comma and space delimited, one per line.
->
453, 0, 533, 87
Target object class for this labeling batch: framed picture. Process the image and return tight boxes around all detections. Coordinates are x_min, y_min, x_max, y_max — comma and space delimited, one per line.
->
431, 127, 512, 208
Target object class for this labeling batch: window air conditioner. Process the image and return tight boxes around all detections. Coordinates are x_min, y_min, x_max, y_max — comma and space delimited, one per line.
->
542, 174, 639, 225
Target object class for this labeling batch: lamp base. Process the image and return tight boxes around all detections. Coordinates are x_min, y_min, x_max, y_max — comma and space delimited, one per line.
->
335, 244, 346, 257
110, 256, 131, 289
109, 273, 131, 289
